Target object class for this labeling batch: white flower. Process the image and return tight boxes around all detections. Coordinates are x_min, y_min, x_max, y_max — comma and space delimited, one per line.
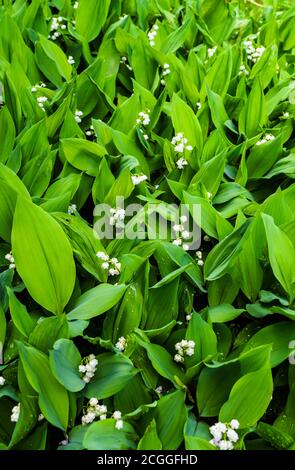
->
282, 112, 289, 119
174, 354, 184, 363
208, 46, 217, 58
176, 158, 188, 169
38, 414, 44, 422
239, 64, 249, 76
101, 262, 109, 270
115, 419, 124, 430
74, 1, 79, 8
219, 440, 234, 450
227, 429, 239, 442
68, 203, 77, 214
172, 238, 182, 246
0, 377, 5, 386
197, 101, 201, 110
183, 243, 189, 251
100, 414, 107, 420
115, 336, 127, 352
155, 386, 163, 394
31, 86, 37, 92
196, 251, 202, 259
113, 411, 122, 420
109, 268, 119, 276
148, 24, 158, 46
143, 134, 149, 141
37, 96, 47, 103
230, 419, 240, 430
204, 235, 210, 242
180, 215, 187, 223
186, 314, 192, 321
186, 145, 193, 151
163, 63, 170, 69
182, 230, 190, 240
132, 174, 148, 185
79, 354, 98, 383
136, 110, 150, 127
256, 133, 275, 145
186, 347, 194, 356
89, 398, 98, 406
74, 109, 83, 123
11, 403, 20, 422
96, 251, 109, 261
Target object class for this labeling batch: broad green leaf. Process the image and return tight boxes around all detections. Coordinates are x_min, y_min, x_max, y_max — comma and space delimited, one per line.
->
12, 198, 76, 314
18, 343, 69, 431
219, 367, 273, 427
49, 339, 85, 392
85, 353, 137, 399
67, 284, 127, 320
83, 419, 137, 450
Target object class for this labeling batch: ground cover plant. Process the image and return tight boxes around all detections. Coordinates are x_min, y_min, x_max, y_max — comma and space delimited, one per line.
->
0, 0, 295, 451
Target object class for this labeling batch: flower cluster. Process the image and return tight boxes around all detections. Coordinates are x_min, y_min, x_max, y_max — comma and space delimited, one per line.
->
115, 336, 127, 352
174, 339, 195, 363
244, 40, 265, 63
36, 96, 48, 112
96, 252, 121, 276
68, 204, 77, 215
148, 24, 159, 47
209, 420, 240, 450
81, 398, 107, 425
75, 110, 83, 123
78, 354, 98, 383
256, 133, 275, 146
120, 56, 133, 71
31, 82, 46, 93
172, 215, 190, 251
11, 403, 20, 422
131, 174, 148, 185
5, 252, 15, 269
239, 64, 249, 76
86, 125, 94, 137
113, 410, 124, 430
49, 16, 67, 41
208, 46, 217, 58
196, 250, 204, 267
171, 133, 193, 169
136, 109, 150, 127
160, 63, 171, 85
68, 55, 75, 65
0, 376, 5, 386
109, 208, 125, 226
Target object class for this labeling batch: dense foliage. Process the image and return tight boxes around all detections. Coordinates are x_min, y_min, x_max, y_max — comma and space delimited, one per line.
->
0, 0, 295, 451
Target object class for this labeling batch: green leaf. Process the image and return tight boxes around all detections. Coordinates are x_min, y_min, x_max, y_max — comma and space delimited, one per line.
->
137, 419, 162, 450
262, 214, 295, 302
85, 353, 137, 399
67, 284, 127, 320
60, 138, 106, 176
12, 198, 76, 314
7, 288, 34, 338
219, 367, 273, 427
154, 390, 188, 450
18, 342, 69, 431
49, 339, 85, 392
83, 419, 137, 450
75, 0, 111, 43
239, 78, 266, 138
243, 322, 295, 367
